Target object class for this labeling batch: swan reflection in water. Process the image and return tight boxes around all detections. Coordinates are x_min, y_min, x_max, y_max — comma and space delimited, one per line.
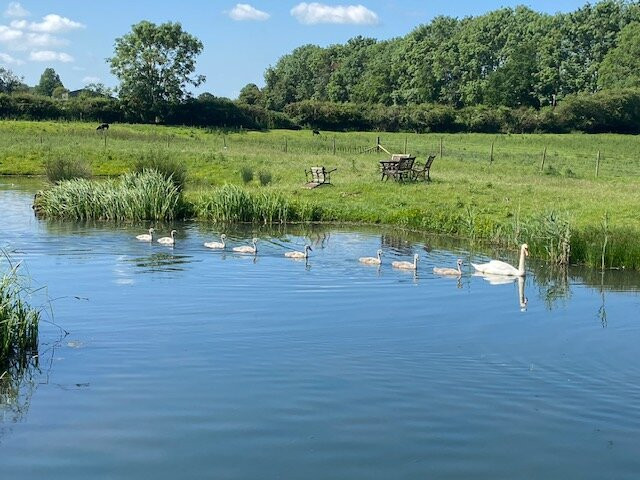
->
475, 273, 528, 311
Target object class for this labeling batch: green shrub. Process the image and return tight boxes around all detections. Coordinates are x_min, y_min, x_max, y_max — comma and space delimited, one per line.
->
44, 157, 92, 183
240, 166, 254, 184
258, 170, 273, 186
133, 151, 187, 191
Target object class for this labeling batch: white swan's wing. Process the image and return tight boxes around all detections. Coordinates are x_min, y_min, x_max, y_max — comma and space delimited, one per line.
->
472, 260, 518, 276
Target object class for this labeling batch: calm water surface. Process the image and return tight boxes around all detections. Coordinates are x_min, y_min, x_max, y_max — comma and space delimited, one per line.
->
1, 179, 640, 479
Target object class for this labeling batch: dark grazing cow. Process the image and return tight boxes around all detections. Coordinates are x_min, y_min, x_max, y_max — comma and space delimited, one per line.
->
312, 129, 320, 136
96, 123, 109, 131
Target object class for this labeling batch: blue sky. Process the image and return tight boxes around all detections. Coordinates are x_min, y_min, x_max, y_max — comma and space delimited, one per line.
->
0, 0, 589, 98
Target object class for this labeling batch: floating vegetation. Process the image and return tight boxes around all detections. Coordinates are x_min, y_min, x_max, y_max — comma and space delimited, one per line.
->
34, 170, 183, 221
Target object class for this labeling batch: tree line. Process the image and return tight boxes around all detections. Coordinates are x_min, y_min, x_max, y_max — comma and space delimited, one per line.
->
1, 1, 640, 133
258, 1, 640, 110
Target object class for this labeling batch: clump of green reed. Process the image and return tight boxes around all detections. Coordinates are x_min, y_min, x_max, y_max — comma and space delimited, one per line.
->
44, 157, 92, 183
192, 184, 292, 224
258, 170, 273, 186
134, 151, 187, 191
34, 170, 182, 221
0, 258, 39, 374
240, 166, 254, 184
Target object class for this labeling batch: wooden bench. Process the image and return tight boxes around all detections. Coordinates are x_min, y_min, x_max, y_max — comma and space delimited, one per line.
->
305, 166, 337, 189
380, 155, 415, 182
411, 154, 436, 182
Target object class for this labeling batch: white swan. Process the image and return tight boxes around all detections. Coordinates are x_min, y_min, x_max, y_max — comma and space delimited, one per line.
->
434, 259, 463, 276
392, 253, 419, 270
157, 230, 177, 246
472, 244, 529, 277
204, 234, 226, 249
136, 228, 154, 242
233, 237, 258, 254
285, 245, 312, 259
359, 249, 383, 265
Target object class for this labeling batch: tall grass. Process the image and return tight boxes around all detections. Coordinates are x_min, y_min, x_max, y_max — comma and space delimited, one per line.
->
192, 184, 294, 224
0, 258, 39, 373
34, 170, 182, 221
133, 150, 187, 191
44, 157, 92, 183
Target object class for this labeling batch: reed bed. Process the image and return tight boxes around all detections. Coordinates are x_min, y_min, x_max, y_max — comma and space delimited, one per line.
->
192, 184, 296, 224
0, 259, 39, 373
34, 170, 183, 221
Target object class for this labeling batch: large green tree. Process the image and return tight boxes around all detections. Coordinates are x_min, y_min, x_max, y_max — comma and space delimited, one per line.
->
35, 68, 63, 97
261, 0, 640, 110
108, 21, 205, 122
598, 22, 640, 89
237, 83, 263, 105
0, 67, 24, 94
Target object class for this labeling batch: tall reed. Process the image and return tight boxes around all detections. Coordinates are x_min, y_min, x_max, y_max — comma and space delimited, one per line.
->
192, 184, 297, 224
34, 170, 182, 221
0, 258, 39, 373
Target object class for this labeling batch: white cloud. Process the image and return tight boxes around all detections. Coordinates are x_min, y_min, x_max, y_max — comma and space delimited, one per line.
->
4, 2, 29, 18
9, 19, 26, 29
82, 75, 100, 84
291, 2, 379, 25
24, 32, 67, 48
0, 27, 67, 50
29, 50, 74, 62
0, 51, 23, 64
29, 14, 84, 33
0, 25, 21, 42
228, 4, 270, 21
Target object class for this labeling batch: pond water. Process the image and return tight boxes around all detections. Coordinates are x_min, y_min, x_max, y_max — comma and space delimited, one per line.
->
1, 179, 640, 479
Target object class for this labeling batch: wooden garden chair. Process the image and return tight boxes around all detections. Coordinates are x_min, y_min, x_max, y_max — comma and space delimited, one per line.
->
305, 166, 337, 189
412, 155, 436, 182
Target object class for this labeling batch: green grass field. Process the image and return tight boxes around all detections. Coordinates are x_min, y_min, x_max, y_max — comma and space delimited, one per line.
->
2, 120, 640, 268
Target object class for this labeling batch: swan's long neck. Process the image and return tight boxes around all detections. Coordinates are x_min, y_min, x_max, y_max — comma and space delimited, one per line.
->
518, 277, 527, 309
518, 247, 526, 275
457, 263, 462, 274
377, 251, 382, 261
414, 256, 418, 268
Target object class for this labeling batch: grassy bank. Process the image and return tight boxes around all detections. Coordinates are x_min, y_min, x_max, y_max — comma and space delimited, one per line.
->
3, 120, 640, 269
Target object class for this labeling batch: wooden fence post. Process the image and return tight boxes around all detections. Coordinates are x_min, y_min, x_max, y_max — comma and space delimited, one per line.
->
333, 137, 336, 155
404, 137, 408, 154
439, 137, 443, 158
284, 137, 288, 153
490, 141, 494, 163
540, 146, 547, 172
596, 150, 601, 177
